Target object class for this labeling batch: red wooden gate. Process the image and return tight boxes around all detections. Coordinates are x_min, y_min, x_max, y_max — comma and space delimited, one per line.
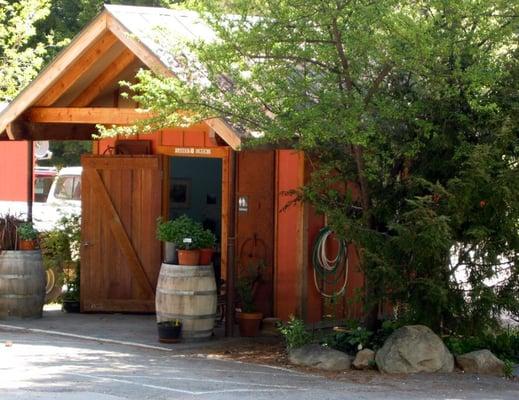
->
80, 155, 162, 312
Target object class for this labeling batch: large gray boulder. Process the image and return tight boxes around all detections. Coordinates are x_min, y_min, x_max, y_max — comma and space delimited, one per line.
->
353, 348, 375, 370
289, 344, 352, 371
456, 350, 504, 376
375, 325, 454, 374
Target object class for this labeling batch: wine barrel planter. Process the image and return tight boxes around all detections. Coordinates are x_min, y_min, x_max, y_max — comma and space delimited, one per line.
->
0, 251, 45, 319
155, 263, 217, 341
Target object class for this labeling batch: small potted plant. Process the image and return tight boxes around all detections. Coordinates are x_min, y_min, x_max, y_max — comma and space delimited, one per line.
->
156, 217, 177, 264
17, 222, 39, 250
236, 270, 263, 337
198, 229, 216, 265
162, 215, 204, 265
62, 262, 80, 313
157, 319, 182, 343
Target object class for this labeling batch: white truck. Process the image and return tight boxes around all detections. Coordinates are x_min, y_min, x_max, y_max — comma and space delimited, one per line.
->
0, 166, 82, 231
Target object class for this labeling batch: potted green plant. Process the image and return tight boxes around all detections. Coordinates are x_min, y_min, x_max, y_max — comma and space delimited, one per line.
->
198, 229, 216, 265
236, 271, 263, 337
17, 222, 39, 250
160, 215, 204, 265
156, 217, 177, 264
157, 319, 182, 343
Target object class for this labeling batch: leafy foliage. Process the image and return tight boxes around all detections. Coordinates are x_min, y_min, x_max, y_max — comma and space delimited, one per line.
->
40, 214, 81, 302
444, 328, 519, 362
156, 215, 206, 249
104, 1, 519, 334
38, 141, 91, 168
0, 0, 59, 102
324, 326, 373, 354
278, 315, 312, 350
17, 222, 39, 241
323, 319, 404, 353
197, 228, 216, 249
236, 259, 266, 313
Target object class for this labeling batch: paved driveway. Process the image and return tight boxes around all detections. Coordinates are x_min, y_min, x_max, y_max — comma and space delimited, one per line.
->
1, 329, 518, 400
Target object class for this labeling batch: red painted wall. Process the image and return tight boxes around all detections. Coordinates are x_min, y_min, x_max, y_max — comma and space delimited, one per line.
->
274, 151, 365, 323
274, 150, 305, 320
0, 141, 29, 201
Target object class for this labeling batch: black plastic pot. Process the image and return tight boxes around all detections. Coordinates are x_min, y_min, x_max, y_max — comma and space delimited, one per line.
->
62, 300, 80, 313
157, 322, 182, 343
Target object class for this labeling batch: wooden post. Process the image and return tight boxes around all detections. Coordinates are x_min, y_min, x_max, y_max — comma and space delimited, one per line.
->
27, 140, 33, 222
225, 151, 237, 337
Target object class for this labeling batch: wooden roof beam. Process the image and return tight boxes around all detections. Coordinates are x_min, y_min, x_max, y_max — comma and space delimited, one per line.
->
70, 49, 136, 107
6, 120, 96, 140
25, 107, 153, 125
0, 13, 109, 136
36, 32, 119, 107
205, 118, 241, 150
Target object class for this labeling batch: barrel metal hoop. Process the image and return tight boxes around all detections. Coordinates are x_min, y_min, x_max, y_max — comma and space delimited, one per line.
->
159, 271, 214, 278
0, 275, 33, 279
0, 294, 42, 299
182, 329, 214, 336
158, 312, 216, 320
157, 289, 216, 296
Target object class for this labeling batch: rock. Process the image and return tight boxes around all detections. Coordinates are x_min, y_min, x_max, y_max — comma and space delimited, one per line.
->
456, 350, 505, 376
375, 325, 454, 374
289, 344, 352, 371
353, 348, 375, 370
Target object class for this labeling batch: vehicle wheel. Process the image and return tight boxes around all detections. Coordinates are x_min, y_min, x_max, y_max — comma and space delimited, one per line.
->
45, 266, 63, 303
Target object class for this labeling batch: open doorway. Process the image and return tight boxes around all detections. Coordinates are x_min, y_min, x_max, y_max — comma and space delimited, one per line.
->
168, 156, 223, 281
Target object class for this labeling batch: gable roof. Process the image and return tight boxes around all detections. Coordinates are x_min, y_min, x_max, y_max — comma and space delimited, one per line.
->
0, 5, 241, 149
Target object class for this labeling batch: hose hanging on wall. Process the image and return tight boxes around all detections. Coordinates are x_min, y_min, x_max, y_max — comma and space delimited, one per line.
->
312, 226, 349, 298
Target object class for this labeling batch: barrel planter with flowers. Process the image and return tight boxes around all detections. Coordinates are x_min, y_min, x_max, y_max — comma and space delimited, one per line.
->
0, 217, 45, 319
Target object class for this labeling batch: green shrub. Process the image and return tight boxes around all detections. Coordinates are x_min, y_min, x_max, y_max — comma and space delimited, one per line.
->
198, 229, 216, 249
156, 215, 204, 249
278, 316, 312, 350
323, 323, 373, 354
444, 328, 519, 362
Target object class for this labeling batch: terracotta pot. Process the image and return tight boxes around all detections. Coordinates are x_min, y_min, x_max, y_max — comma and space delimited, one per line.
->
19, 240, 36, 250
199, 248, 214, 265
177, 249, 200, 266
237, 312, 263, 337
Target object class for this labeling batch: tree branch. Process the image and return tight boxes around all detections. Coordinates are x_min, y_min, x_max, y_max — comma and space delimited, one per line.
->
330, 17, 354, 91
364, 63, 393, 105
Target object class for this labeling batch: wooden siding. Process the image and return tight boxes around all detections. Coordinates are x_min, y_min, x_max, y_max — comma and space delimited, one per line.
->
236, 150, 276, 317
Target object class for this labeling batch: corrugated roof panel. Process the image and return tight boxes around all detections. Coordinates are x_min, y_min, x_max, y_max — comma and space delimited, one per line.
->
105, 5, 217, 65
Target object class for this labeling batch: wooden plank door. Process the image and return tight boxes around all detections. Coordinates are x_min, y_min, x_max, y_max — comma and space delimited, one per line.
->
80, 155, 162, 312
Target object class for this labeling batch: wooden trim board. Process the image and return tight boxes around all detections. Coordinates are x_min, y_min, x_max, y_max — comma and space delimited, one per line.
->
25, 107, 153, 125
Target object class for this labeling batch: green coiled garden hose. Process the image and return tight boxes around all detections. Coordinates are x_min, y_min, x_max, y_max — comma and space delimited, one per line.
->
312, 226, 349, 298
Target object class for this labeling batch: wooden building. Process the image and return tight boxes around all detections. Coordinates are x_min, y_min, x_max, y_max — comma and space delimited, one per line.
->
0, 5, 364, 327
